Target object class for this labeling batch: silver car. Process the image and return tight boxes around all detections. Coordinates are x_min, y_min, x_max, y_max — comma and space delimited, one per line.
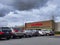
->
23, 30, 33, 37
31, 30, 39, 36
10, 28, 24, 38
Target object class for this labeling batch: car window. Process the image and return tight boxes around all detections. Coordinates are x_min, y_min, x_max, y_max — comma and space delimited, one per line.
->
24, 30, 31, 32
2, 30, 11, 32
1, 27, 11, 32
0, 28, 2, 31
13, 28, 23, 32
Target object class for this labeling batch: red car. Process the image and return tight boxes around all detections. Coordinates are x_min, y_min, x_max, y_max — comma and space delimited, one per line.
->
0, 27, 11, 40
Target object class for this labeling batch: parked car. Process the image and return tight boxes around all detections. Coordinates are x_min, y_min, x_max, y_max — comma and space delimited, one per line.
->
31, 30, 39, 36
41, 30, 54, 36
38, 30, 46, 36
23, 30, 46, 37
0, 27, 11, 40
23, 30, 33, 37
10, 27, 24, 38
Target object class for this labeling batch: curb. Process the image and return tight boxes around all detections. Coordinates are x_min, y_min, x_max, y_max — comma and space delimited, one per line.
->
55, 34, 60, 36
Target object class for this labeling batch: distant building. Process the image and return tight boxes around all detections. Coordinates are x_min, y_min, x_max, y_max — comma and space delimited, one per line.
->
25, 20, 55, 31
55, 22, 60, 31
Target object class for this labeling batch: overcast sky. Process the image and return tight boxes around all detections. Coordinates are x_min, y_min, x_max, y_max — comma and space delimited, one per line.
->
0, 0, 60, 27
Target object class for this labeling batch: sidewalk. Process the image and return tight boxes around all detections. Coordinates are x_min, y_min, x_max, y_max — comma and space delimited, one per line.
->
55, 34, 60, 36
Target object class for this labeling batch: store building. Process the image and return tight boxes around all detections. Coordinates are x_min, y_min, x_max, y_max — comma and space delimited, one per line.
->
55, 22, 60, 31
25, 20, 55, 31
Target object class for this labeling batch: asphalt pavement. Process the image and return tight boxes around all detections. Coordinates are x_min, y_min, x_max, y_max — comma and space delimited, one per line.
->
0, 36, 60, 45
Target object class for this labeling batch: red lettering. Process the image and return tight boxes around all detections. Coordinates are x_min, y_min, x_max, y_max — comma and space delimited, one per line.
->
31, 23, 43, 26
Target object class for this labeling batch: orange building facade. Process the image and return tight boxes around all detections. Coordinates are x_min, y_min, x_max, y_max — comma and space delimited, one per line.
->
25, 20, 55, 30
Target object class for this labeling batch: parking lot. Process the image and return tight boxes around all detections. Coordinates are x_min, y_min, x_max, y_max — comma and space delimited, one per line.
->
0, 36, 60, 45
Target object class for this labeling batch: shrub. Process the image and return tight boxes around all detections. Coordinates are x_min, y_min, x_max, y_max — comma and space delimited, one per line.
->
55, 31, 60, 34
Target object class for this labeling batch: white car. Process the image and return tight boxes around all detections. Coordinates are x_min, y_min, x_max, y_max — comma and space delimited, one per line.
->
41, 30, 54, 36
38, 30, 46, 36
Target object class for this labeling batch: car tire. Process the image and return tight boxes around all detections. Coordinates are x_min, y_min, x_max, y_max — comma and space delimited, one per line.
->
23, 34, 27, 38
6, 36, 11, 40
19, 36, 22, 38
11, 35, 16, 39
29, 35, 32, 37
46, 33, 49, 36
11, 35, 14, 39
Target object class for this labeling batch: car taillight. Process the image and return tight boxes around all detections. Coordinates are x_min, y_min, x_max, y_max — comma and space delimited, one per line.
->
14, 30, 18, 32
0, 32, 4, 35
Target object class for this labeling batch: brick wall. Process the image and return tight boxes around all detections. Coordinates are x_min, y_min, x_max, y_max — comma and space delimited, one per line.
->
25, 20, 54, 30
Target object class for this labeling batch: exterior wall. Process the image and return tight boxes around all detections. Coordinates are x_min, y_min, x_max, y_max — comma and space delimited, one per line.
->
25, 20, 55, 30
55, 23, 60, 31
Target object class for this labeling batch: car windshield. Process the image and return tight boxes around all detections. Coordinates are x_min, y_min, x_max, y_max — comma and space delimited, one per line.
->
24, 30, 31, 32
1, 27, 11, 32
2, 27, 10, 30
13, 28, 23, 31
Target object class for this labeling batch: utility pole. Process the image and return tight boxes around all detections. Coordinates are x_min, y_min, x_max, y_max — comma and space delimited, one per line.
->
52, 15, 55, 31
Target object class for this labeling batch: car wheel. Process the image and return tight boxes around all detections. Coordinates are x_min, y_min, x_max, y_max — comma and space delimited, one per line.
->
11, 35, 16, 39
11, 35, 14, 39
6, 36, 11, 40
19, 36, 22, 38
23, 34, 27, 38
29, 35, 32, 37
46, 33, 49, 36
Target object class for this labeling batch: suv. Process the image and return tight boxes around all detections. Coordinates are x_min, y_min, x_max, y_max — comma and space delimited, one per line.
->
0, 27, 11, 40
10, 27, 24, 38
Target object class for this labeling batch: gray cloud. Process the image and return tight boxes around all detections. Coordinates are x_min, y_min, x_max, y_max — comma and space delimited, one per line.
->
0, 0, 48, 17
13, 0, 48, 10
0, 0, 48, 10
0, 8, 11, 17
0, 3, 14, 17
0, 0, 60, 27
